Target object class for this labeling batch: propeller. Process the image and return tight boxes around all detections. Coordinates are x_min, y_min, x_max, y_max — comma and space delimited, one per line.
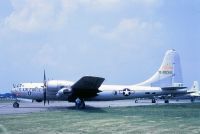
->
43, 70, 47, 106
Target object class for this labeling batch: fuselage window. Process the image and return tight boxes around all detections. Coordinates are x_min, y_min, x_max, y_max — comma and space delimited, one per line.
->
145, 92, 150, 95
114, 91, 117, 95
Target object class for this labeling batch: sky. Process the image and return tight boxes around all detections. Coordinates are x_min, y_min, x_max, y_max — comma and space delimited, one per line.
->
0, 0, 200, 93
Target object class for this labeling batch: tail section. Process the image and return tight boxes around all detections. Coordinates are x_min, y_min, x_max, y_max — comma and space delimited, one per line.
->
138, 49, 184, 88
189, 81, 200, 96
192, 81, 199, 91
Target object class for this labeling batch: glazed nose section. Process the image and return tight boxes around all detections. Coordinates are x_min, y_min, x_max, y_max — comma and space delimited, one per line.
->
11, 88, 17, 98
11, 87, 17, 94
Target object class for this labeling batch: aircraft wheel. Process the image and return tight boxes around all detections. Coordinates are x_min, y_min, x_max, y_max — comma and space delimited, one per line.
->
13, 102, 19, 108
135, 99, 138, 103
152, 99, 156, 103
80, 100, 85, 109
75, 98, 85, 109
164, 100, 169, 103
75, 98, 81, 109
191, 98, 195, 103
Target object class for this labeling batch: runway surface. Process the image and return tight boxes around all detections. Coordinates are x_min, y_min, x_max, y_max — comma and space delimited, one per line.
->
0, 99, 198, 115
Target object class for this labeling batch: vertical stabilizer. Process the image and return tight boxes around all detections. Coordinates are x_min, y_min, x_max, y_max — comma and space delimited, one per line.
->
189, 81, 200, 96
138, 49, 184, 87
192, 81, 199, 91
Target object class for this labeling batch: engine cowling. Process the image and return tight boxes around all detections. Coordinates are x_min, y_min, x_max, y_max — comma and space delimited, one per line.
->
47, 80, 73, 91
56, 88, 72, 97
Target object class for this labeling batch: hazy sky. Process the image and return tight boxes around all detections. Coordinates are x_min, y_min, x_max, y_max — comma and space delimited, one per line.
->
0, 0, 199, 93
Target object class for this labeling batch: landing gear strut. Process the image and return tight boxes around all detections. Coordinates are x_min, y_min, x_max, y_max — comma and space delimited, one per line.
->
75, 98, 85, 109
164, 99, 169, 103
191, 97, 195, 103
13, 101, 19, 108
152, 98, 156, 103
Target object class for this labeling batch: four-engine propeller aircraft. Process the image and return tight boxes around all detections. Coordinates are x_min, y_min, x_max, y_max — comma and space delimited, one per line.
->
11, 49, 189, 109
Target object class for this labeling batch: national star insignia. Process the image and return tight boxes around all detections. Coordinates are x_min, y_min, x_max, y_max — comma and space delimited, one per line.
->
123, 88, 131, 96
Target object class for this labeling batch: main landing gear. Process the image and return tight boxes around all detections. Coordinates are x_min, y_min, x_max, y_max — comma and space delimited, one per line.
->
152, 98, 156, 103
191, 97, 195, 103
164, 99, 169, 103
13, 101, 19, 108
75, 98, 85, 109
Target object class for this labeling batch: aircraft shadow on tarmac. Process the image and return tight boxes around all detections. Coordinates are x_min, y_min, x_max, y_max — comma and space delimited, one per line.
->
50, 105, 107, 113
19, 105, 107, 113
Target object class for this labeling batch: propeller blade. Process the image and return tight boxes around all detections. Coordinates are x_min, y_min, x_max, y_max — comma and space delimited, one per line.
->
44, 70, 47, 87
43, 70, 47, 106
44, 89, 46, 106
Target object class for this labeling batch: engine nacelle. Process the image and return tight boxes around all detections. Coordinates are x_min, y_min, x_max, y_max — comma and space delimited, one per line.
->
56, 88, 72, 97
47, 80, 73, 91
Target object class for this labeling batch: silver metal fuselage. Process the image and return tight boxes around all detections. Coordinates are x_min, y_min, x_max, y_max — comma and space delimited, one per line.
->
11, 80, 187, 101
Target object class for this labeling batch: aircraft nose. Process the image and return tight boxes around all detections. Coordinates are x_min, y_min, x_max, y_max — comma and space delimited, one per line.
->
11, 88, 16, 94
11, 88, 18, 98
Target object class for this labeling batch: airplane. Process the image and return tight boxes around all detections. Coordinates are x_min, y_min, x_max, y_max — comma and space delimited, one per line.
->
11, 49, 189, 109
171, 81, 200, 102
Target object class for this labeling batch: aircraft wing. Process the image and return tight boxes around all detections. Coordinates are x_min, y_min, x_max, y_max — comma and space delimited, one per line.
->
72, 76, 105, 90
68, 76, 105, 101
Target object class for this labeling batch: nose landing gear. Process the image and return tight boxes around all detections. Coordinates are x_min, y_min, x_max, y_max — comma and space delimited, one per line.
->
13, 101, 19, 108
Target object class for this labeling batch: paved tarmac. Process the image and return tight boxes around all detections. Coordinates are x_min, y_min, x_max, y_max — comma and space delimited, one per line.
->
0, 99, 198, 115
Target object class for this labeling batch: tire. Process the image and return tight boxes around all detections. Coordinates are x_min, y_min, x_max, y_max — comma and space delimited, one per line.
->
80, 101, 85, 109
191, 98, 195, 103
164, 100, 169, 103
152, 99, 156, 103
75, 98, 85, 109
13, 102, 19, 108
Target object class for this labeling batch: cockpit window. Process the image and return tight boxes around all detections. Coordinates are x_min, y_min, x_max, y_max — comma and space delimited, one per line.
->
17, 84, 23, 87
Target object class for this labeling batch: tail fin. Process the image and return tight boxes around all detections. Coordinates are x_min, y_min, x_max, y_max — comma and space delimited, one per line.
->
189, 81, 200, 96
191, 81, 199, 91
138, 49, 184, 88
